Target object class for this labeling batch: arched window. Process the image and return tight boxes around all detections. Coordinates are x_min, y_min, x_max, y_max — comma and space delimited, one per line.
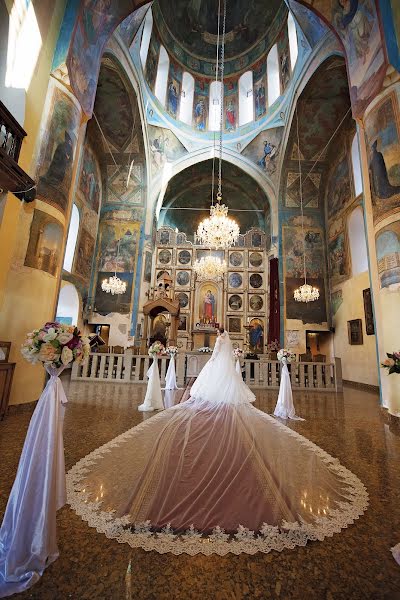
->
140, 8, 153, 68
56, 283, 80, 326
348, 206, 368, 275
287, 12, 298, 72
267, 44, 280, 106
209, 81, 223, 131
63, 204, 80, 273
154, 45, 169, 106
351, 133, 363, 197
179, 72, 195, 125
238, 71, 253, 126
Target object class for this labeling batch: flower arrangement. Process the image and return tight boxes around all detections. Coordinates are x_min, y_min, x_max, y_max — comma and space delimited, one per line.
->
381, 352, 400, 375
277, 348, 296, 363
266, 340, 280, 353
148, 341, 165, 357
233, 347, 244, 359
166, 346, 178, 357
198, 347, 212, 353
21, 322, 90, 368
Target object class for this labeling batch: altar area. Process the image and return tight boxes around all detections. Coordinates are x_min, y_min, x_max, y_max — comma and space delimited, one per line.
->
141, 226, 271, 354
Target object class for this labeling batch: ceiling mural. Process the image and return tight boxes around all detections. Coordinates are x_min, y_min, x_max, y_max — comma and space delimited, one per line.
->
288, 0, 328, 48
242, 127, 284, 183
148, 125, 188, 176
160, 160, 270, 237
152, 0, 288, 78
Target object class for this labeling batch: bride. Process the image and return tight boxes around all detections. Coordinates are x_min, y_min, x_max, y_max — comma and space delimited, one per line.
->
67, 328, 368, 555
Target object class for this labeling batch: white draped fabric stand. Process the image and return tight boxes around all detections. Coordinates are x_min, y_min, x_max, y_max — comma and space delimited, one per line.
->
273, 359, 304, 421
164, 356, 178, 390
0, 365, 67, 598
138, 358, 164, 412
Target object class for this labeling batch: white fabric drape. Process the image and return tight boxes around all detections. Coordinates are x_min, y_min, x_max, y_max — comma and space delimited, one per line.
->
165, 356, 178, 390
392, 543, 400, 565
235, 359, 241, 375
138, 358, 164, 412
273, 360, 304, 420
0, 365, 67, 597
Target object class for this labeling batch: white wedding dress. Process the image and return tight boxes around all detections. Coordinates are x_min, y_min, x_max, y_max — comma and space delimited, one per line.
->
67, 332, 368, 556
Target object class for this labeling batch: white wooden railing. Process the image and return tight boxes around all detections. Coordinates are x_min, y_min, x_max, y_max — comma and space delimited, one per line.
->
72, 352, 342, 392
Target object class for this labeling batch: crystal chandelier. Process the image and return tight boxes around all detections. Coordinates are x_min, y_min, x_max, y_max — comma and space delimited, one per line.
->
101, 238, 127, 295
195, 0, 239, 251
193, 254, 227, 281
293, 107, 319, 303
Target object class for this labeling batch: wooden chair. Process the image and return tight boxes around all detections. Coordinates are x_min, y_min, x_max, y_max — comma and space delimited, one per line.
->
313, 354, 326, 362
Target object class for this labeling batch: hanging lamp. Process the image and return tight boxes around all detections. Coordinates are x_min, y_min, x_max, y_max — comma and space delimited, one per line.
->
195, 0, 239, 251
293, 106, 319, 303
102, 237, 127, 295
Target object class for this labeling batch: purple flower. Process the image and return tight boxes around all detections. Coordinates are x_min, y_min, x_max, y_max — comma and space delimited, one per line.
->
67, 336, 81, 350
44, 321, 61, 331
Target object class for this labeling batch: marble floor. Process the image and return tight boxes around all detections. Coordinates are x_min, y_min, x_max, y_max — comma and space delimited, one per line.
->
1, 380, 400, 600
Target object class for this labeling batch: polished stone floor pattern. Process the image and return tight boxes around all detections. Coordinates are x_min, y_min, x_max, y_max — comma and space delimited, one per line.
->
1, 380, 400, 599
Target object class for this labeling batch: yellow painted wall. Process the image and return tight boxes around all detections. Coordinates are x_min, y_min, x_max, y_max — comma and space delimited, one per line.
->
331, 272, 378, 386
0, 0, 68, 404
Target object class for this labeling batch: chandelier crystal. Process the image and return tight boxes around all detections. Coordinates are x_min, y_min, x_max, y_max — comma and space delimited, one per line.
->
294, 283, 320, 303
195, 0, 240, 250
101, 274, 127, 295
193, 254, 227, 281
293, 107, 319, 303
196, 198, 240, 249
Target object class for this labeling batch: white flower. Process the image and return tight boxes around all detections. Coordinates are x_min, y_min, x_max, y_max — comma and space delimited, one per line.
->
57, 332, 73, 344
61, 346, 73, 365
43, 328, 57, 342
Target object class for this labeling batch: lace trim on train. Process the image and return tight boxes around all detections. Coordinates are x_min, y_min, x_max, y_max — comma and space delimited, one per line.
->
66, 409, 368, 556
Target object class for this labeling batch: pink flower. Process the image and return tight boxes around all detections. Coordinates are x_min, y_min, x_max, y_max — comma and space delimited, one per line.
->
57, 332, 73, 345
38, 342, 60, 363
383, 358, 395, 367
61, 346, 73, 366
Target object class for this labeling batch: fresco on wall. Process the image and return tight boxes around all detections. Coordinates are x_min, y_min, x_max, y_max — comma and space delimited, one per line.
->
328, 232, 348, 284
107, 163, 144, 205
248, 318, 264, 353
25, 209, 63, 277
254, 71, 267, 120
118, 5, 149, 47
145, 36, 159, 92
331, 0, 386, 116
331, 289, 343, 315
289, 1, 328, 47
242, 127, 283, 181
193, 80, 209, 131
327, 152, 352, 219
143, 251, 152, 283
148, 125, 188, 175
166, 62, 182, 119
277, 25, 290, 93
37, 87, 80, 213
224, 93, 237, 132
94, 64, 133, 151
75, 229, 95, 280
78, 143, 102, 214
98, 222, 139, 273
375, 221, 400, 288
285, 170, 322, 208
365, 92, 400, 223
95, 271, 133, 315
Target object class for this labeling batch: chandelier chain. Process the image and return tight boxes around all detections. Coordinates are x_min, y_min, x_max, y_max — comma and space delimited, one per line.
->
295, 106, 306, 285
218, 0, 227, 199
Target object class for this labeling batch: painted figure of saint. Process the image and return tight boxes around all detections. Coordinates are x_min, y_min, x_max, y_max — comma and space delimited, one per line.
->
43, 131, 74, 187
203, 290, 215, 320
334, 0, 374, 62
369, 140, 400, 200
226, 100, 236, 131
168, 82, 178, 117
194, 98, 206, 130
258, 140, 277, 169
249, 322, 264, 352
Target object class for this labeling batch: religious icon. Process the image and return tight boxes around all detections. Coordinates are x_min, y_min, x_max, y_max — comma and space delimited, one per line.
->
249, 319, 264, 353
258, 140, 278, 170
167, 79, 180, 119
225, 98, 236, 132
194, 97, 207, 131
203, 290, 215, 320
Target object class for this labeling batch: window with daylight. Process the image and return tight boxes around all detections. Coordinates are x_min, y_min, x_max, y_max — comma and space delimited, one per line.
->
179, 72, 195, 125
267, 44, 280, 106
63, 204, 80, 273
154, 45, 169, 106
288, 12, 298, 72
140, 8, 153, 68
351, 133, 363, 197
56, 284, 80, 327
348, 206, 368, 275
238, 71, 253, 126
209, 81, 223, 131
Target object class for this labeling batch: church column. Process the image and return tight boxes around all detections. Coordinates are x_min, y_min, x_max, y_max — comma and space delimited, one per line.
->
357, 77, 400, 417
0, 74, 86, 405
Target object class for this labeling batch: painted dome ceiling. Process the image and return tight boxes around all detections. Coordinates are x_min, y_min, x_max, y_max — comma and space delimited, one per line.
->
153, 0, 288, 77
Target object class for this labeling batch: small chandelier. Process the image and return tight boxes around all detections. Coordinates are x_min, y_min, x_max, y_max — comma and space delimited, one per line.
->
197, 194, 240, 249
195, 0, 240, 250
101, 238, 127, 295
294, 283, 319, 303
293, 106, 319, 303
193, 254, 227, 281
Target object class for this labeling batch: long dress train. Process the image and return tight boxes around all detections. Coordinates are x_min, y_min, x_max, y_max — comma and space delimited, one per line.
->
67, 333, 368, 555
